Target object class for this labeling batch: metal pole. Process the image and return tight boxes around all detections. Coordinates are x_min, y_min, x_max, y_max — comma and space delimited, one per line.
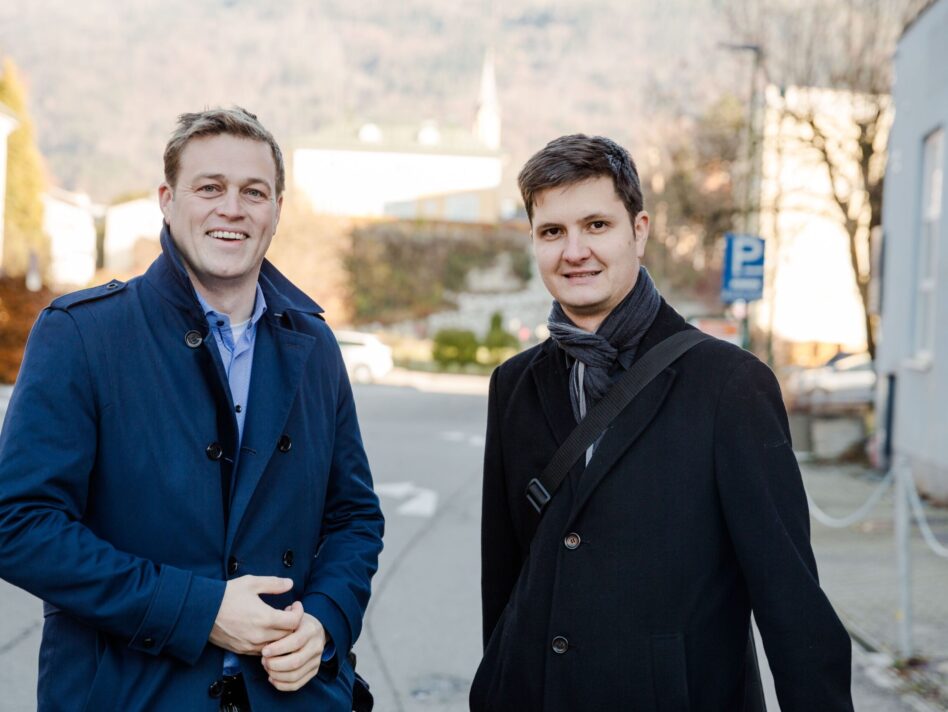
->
894, 455, 913, 659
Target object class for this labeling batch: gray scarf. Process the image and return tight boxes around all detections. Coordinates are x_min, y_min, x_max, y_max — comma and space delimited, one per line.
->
548, 266, 661, 424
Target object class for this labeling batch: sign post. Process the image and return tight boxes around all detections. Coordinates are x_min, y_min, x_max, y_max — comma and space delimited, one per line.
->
721, 233, 765, 349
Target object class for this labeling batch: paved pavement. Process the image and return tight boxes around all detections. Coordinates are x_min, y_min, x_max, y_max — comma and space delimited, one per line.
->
1, 378, 947, 710
804, 462, 948, 710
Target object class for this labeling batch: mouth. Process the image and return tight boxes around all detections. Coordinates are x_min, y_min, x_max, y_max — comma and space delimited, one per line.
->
207, 230, 249, 242
563, 270, 602, 280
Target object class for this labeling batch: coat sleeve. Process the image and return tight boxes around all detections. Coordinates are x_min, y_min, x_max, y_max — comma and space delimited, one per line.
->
713, 357, 854, 712
0, 308, 225, 665
302, 351, 384, 677
480, 368, 522, 649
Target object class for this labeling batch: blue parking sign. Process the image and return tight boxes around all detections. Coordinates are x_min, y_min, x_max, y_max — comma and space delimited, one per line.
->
721, 233, 765, 303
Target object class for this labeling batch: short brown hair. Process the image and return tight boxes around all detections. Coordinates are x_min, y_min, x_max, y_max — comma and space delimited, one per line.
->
163, 107, 285, 195
518, 134, 644, 223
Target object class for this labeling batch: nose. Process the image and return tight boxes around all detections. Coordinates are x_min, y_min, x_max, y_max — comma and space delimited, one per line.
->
562, 230, 591, 263
215, 187, 243, 218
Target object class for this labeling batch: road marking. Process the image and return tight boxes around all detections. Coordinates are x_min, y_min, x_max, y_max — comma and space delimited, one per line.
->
375, 481, 439, 518
440, 431, 485, 448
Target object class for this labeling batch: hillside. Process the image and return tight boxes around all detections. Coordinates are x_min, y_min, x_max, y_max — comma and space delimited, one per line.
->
0, 0, 737, 202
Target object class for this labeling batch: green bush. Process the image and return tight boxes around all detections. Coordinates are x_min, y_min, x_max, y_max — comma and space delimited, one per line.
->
432, 329, 479, 366
482, 311, 520, 365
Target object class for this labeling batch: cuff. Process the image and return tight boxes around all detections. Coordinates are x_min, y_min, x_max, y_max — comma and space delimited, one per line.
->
303, 592, 350, 681
129, 566, 225, 665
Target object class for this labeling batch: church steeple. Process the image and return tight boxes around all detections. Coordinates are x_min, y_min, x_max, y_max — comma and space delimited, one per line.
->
474, 47, 501, 151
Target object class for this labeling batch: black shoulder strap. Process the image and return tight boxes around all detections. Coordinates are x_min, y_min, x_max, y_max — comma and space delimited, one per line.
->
526, 329, 711, 514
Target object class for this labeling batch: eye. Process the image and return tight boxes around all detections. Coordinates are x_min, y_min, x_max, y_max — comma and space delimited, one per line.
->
197, 184, 221, 194
539, 226, 563, 239
589, 220, 609, 231
244, 187, 268, 200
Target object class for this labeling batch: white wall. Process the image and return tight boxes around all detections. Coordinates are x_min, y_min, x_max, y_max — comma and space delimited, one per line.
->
879, 0, 948, 498
43, 191, 96, 288
293, 149, 502, 217
104, 198, 163, 271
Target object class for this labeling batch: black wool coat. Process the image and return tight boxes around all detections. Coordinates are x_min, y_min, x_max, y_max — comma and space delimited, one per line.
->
470, 301, 854, 712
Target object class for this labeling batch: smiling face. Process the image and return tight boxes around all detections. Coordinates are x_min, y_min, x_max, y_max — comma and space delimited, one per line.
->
532, 175, 649, 332
158, 133, 282, 305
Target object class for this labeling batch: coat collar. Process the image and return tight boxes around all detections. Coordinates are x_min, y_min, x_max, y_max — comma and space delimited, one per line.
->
144, 223, 324, 321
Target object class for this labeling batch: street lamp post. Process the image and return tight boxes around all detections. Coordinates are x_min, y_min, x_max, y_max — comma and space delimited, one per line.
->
719, 42, 764, 354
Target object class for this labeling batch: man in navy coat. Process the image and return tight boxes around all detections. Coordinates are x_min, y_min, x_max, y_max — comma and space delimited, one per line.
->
0, 107, 384, 711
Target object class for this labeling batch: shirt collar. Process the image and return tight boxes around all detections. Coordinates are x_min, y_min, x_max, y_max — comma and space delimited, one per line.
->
195, 282, 268, 329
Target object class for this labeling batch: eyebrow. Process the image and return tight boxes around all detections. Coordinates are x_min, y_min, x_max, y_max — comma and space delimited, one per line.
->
534, 212, 615, 231
194, 173, 273, 189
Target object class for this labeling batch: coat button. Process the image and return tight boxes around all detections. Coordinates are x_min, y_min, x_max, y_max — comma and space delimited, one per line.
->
142, 637, 155, 649
206, 442, 223, 461
551, 636, 569, 654
278, 434, 292, 453
227, 556, 239, 575
184, 330, 203, 348
208, 680, 223, 698
282, 549, 295, 568
564, 532, 581, 550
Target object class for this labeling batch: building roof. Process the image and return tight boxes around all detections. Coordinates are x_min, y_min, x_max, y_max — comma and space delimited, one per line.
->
900, 0, 942, 39
292, 121, 499, 158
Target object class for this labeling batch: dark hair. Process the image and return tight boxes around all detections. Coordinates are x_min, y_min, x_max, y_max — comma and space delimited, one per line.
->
518, 134, 644, 223
164, 106, 285, 195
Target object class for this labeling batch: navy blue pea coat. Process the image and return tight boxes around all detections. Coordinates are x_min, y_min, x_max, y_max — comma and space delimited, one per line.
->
0, 228, 384, 711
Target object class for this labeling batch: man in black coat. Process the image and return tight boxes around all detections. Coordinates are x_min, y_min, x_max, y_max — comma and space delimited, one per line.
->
470, 135, 854, 711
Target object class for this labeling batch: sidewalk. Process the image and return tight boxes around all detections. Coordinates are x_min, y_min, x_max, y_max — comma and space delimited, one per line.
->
803, 462, 948, 708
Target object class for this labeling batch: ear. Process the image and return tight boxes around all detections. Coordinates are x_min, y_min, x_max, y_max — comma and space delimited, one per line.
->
158, 183, 174, 220
274, 193, 284, 228
633, 211, 650, 258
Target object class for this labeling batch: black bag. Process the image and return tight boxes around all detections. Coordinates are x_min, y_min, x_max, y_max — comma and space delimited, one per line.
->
348, 651, 374, 712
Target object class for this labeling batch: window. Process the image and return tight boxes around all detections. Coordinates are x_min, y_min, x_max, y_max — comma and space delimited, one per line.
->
915, 129, 943, 359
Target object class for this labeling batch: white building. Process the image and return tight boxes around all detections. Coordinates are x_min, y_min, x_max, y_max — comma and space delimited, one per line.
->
0, 103, 18, 269
103, 197, 163, 272
877, 0, 948, 500
43, 188, 97, 288
291, 50, 503, 222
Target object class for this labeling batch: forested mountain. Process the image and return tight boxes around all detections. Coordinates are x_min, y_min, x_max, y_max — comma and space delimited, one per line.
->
0, 0, 737, 202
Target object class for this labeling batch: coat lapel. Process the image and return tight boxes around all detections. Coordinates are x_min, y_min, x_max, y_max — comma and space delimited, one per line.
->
225, 315, 315, 551
530, 343, 576, 448
567, 365, 677, 524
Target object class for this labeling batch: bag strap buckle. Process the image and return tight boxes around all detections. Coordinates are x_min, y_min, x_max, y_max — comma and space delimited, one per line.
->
526, 478, 552, 513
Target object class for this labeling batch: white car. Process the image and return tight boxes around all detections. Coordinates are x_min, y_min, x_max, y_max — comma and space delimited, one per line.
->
336, 330, 394, 384
786, 352, 876, 411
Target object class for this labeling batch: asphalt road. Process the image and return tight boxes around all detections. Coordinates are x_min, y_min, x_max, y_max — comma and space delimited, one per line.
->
0, 382, 934, 710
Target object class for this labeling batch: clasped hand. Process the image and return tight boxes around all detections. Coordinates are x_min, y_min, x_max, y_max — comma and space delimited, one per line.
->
210, 575, 328, 691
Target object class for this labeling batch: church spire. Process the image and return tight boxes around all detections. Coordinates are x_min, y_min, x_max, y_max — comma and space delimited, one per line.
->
474, 47, 501, 151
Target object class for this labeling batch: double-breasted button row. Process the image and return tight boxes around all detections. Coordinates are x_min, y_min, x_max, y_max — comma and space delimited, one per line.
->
282, 549, 295, 567
206, 442, 223, 461
227, 556, 239, 575
551, 636, 569, 654
142, 636, 155, 649
278, 434, 292, 453
564, 532, 581, 550
208, 680, 223, 698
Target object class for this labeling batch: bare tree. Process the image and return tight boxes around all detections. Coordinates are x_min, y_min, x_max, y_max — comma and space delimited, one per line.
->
726, 0, 931, 357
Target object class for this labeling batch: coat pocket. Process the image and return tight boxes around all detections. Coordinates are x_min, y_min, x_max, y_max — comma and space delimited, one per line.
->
650, 633, 691, 712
